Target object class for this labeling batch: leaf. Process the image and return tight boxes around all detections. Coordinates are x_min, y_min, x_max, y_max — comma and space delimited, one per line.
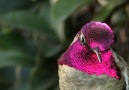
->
0, 0, 31, 15
111, 9, 127, 25
29, 67, 58, 90
41, 42, 62, 57
38, 2, 51, 24
0, 67, 15, 90
0, 32, 36, 54
51, 0, 92, 25
93, 0, 126, 21
93, 5, 113, 21
0, 32, 35, 67
0, 50, 34, 67
0, 24, 13, 35
0, 11, 59, 40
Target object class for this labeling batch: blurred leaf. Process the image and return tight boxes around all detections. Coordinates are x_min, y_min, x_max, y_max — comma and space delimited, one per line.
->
120, 28, 127, 43
9, 67, 32, 90
43, 44, 62, 57
0, 32, 36, 54
93, 0, 126, 21
0, 24, 13, 35
125, 4, 129, 17
29, 67, 58, 90
0, 11, 59, 40
51, 0, 92, 42
98, 0, 126, 6
0, 50, 34, 67
97, 0, 107, 6
0, 67, 15, 90
38, 2, 51, 24
0, 32, 35, 67
111, 9, 127, 25
93, 5, 113, 21
0, 32, 25, 50
51, 0, 92, 25
0, 0, 31, 15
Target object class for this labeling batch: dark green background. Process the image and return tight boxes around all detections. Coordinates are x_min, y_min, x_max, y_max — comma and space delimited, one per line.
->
0, 0, 129, 90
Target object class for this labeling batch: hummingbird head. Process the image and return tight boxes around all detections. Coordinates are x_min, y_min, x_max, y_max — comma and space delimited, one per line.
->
82, 21, 114, 50
58, 21, 120, 79
81, 21, 114, 62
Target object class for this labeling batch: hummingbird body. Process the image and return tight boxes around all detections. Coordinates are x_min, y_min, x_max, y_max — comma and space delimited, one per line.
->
58, 21, 129, 90
58, 64, 124, 90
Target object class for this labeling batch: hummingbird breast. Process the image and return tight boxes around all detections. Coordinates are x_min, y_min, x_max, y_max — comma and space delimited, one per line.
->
58, 65, 125, 90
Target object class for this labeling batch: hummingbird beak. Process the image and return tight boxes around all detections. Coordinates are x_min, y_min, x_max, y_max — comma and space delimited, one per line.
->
92, 47, 102, 63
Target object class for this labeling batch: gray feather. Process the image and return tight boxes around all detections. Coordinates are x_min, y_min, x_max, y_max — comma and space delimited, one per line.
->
58, 50, 129, 90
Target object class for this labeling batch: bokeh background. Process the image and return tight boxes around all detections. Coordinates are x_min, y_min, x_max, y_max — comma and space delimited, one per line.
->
0, 0, 129, 90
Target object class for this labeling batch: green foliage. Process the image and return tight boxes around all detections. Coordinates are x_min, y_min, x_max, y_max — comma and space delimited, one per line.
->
0, 11, 57, 38
0, 0, 31, 15
51, 0, 93, 25
0, 0, 128, 90
93, 0, 126, 21
0, 50, 34, 67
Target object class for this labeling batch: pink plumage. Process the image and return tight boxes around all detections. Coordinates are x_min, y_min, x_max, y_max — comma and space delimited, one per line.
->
58, 21, 118, 79
58, 21, 129, 90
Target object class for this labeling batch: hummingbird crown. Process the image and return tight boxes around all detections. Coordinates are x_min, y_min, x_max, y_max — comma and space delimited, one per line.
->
82, 21, 114, 51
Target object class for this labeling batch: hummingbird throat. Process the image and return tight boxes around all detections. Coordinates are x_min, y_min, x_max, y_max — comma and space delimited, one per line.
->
58, 41, 120, 80
71, 45, 120, 79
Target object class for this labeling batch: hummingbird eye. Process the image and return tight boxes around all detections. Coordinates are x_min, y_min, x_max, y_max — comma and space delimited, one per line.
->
80, 34, 86, 45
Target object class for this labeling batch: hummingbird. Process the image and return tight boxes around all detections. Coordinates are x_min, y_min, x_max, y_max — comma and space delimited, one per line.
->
58, 21, 129, 90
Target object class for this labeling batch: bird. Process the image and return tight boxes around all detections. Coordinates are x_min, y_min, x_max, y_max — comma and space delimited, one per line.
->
58, 21, 129, 90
